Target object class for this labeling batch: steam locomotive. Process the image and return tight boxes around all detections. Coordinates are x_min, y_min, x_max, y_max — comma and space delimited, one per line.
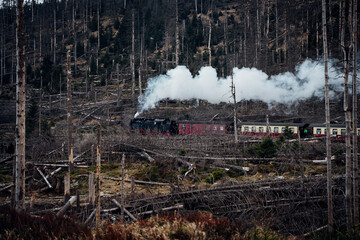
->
130, 118, 360, 140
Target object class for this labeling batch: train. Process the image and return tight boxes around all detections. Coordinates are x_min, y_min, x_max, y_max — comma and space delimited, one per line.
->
130, 118, 360, 140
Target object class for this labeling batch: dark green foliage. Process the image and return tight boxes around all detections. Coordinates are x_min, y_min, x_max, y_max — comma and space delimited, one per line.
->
206, 168, 225, 183
283, 126, 295, 139
178, 149, 187, 156
249, 137, 277, 158
90, 56, 97, 75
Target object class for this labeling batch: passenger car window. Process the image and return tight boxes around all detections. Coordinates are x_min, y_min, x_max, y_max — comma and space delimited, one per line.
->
182, 125, 186, 130
251, 127, 256, 132
316, 128, 321, 134
259, 127, 264, 132
332, 129, 338, 135
220, 126, 224, 131
213, 126, 217, 130
274, 127, 279, 133
341, 129, 346, 135
244, 127, 249, 132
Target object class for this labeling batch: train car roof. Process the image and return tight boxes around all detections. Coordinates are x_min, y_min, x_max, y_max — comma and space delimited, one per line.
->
239, 122, 304, 127
176, 120, 231, 125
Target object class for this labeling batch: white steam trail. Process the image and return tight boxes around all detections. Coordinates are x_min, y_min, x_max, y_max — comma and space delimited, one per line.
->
136, 59, 347, 116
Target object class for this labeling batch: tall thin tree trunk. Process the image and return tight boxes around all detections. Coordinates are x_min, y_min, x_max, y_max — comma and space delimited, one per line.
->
208, 21, 211, 66
97, 0, 100, 74
342, 0, 352, 228
322, 0, 333, 231
131, 9, 135, 106
96, 125, 101, 225
232, 74, 238, 144
15, 0, 26, 211
275, 0, 279, 62
116, 63, 121, 107
67, 50, 74, 172
53, 0, 56, 65
175, 0, 179, 66
73, 0, 77, 76
352, 0, 359, 225
39, 73, 42, 135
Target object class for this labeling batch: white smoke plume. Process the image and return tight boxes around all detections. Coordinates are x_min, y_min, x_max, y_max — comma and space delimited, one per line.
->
136, 59, 346, 116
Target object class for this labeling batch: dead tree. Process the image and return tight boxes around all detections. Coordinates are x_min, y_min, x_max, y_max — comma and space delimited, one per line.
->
96, 125, 101, 225
15, 0, 26, 211
322, 0, 333, 231
231, 74, 238, 144
65, 50, 73, 202
341, 0, 352, 227
121, 153, 125, 222
131, 9, 135, 106
208, 21, 211, 66
352, 0, 358, 225
175, 0, 179, 66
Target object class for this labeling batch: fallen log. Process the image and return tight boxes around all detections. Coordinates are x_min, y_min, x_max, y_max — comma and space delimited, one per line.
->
0, 155, 14, 164
211, 163, 250, 172
56, 196, 77, 217
112, 199, 137, 221
0, 184, 13, 192
137, 204, 184, 216
85, 208, 96, 224
37, 168, 53, 188
103, 176, 170, 186
140, 152, 155, 162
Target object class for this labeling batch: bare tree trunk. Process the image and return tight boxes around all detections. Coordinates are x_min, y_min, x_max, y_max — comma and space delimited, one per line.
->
322, 0, 333, 231
208, 21, 211, 66
121, 153, 125, 222
175, 0, 179, 66
15, 0, 26, 211
73, 0, 77, 76
341, 0, 352, 228
352, 0, 358, 225
131, 9, 135, 106
67, 50, 74, 172
231, 74, 238, 144
275, 0, 279, 62
194, 0, 197, 13
96, 125, 101, 225
97, 0, 100, 74
116, 63, 121, 107
244, 12, 247, 66
53, 0, 56, 65
39, 73, 42, 135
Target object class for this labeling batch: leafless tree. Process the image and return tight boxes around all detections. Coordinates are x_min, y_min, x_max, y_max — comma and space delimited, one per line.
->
352, 0, 358, 225
322, 0, 333, 231
15, 0, 26, 211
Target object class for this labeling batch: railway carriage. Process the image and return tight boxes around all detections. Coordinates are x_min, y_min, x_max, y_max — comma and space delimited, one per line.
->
177, 121, 228, 135
310, 124, 360, 140
240, 122, 300, 137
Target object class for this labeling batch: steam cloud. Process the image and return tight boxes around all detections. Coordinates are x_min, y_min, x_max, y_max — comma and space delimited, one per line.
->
136, 59, 347, 117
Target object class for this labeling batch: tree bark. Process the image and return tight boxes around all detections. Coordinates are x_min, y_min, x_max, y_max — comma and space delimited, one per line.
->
341, 0, 352, 228
208, 21, 211, 66
96, 125, 101, 225
131, 9, 135, 106
175, 0, 179, 66
15, 0, 26, 211
67, 50, 74, 172
231, 74, 238, 144
352, 0, 358, 225
53, 0, 56, 65
322, 0, 333, 231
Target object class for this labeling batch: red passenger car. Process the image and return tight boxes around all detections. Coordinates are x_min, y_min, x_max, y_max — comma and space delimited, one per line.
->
177, 121, 228, 135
